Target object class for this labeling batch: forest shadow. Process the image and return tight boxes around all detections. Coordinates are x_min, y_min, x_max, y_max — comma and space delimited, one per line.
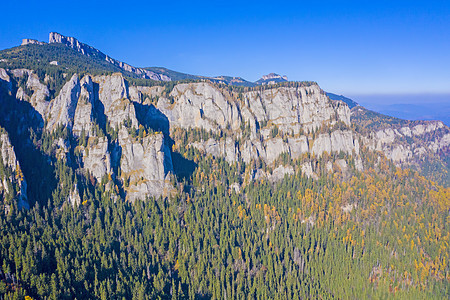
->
171, 151, 197, 183
0, 80, 57, 206
133, 102, 170, 135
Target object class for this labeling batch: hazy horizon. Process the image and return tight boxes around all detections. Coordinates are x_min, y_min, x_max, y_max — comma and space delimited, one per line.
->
345, 93, 450, 126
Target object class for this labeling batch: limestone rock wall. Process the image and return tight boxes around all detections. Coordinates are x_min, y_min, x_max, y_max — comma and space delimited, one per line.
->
152, 82, 358, 164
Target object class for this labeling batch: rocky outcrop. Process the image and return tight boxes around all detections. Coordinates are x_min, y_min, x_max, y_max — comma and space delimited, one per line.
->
95, 73, 139, 128
68, 186, 81, 206
21, 39, 45, 46
118, 129, 173, 201
261, 73, 288, 81
256, 73, 288, 85
80, 136, 112, 182
242, 85, 350, 134
6, 69, 51, 119
270, 165, 294, 181
0, 132, 19, 172
155, 82, 357, 164
9, 66, 448, 204
0, 69, 175, 201
46, 74, 81, 131
159, 83, 347, 134
49, 32, 91, 55
73, 75, 95, 137
311, 131, 359, 156
364, 121, 450, 163
159, 82, 241, 132
301, 162, 317, 179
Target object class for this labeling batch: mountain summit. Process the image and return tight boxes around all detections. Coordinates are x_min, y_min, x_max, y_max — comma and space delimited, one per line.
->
48, 32, 171, 81
256, 73, 288, 85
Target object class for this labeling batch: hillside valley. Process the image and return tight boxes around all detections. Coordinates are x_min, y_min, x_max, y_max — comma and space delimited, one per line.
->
0, 33, 449, 299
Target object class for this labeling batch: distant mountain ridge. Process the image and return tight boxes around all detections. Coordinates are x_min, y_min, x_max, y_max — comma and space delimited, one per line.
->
255, 73, 288, 85
48, 32, 171, 81
326, 92, 358, 109
19, 33, 293, 87
3, 31, 448, 131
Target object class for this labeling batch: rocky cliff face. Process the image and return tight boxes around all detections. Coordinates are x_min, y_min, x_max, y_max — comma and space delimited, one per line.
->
46, 74, 81, 131
1, 68, 174, 203
1, 64, 448, 206
21, 39, 45, 46
118, 128, 173, 202
73, 75, 96, 136
366, 121, 450, 163
126, 81, 362, 181
351, 106, 450, 184
150, 82, 358, 168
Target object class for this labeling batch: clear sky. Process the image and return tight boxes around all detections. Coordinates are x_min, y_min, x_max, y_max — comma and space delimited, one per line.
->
1, 0, 450, 95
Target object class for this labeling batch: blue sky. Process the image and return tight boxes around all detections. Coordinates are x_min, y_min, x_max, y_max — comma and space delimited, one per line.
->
1, 0, 450, 96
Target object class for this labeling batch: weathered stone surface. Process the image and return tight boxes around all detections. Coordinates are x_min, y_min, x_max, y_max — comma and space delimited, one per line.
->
312, 130, 359, 156
158, 83, 241, 132
73, 75, 95, 136
46, 74, 80, 131
240, 140, 265, 163
81, 136, 112, 181
7, 69, 50, 119
270, 165, 294, 182
243, 85, 350, 134
68, 186, 81, 206
27, 72, 51, 118
118, 129, 173, 201
301, 162, 317, 179
0, 132, 18, 171
95, 73, 139, 128
287, 136, 309, 159
21, 39, 45, 46
265, 138, 290, 163
54, 138, 70, 161
0, 68, 12, 92
364, 120, 450, 164
336, 159, 348, 172
162, 82, 360, 165
412, 122, 444, 136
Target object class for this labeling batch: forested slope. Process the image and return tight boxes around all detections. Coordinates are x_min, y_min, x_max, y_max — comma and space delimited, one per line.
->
0, 35, 449, 299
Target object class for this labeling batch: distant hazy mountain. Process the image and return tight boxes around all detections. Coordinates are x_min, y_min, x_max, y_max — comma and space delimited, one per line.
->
375, 103, 450, 126
350, 94, 450, 127
326, 93, 358, 109
255, 73, 288, 85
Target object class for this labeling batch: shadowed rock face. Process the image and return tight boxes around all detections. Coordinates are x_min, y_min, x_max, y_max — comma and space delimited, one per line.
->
0, 130, 29, 209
